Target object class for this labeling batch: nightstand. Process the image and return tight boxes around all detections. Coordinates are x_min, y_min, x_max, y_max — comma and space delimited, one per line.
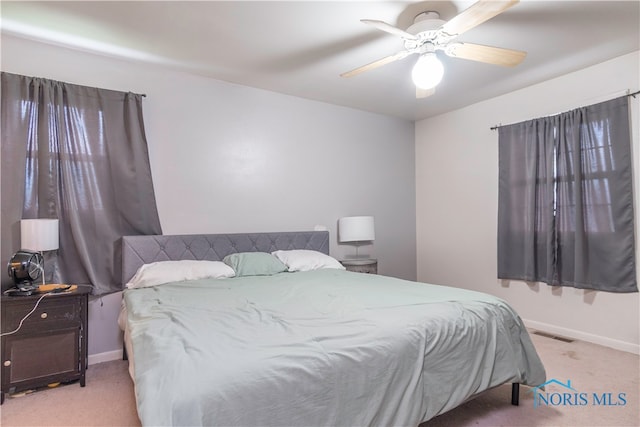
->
1, 286, 89, 404
340, 259, 378, 274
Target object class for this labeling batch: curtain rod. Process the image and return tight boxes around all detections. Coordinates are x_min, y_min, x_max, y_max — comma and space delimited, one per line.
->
490, 89, 640, 131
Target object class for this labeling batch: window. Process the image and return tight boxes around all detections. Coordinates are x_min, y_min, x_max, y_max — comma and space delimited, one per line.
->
1, 72, 162, 295
497, 96, 636, 293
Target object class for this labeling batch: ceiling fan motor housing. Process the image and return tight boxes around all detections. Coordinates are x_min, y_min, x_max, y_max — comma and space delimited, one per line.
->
404, 11, 448, 51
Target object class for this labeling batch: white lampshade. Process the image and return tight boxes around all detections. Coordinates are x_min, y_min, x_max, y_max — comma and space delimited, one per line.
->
21, 219, 59, 251
338, 216, 375, 243
412, 53, 444, 90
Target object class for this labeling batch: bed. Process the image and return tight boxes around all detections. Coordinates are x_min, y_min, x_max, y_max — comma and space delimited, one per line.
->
119, 231, 546, 426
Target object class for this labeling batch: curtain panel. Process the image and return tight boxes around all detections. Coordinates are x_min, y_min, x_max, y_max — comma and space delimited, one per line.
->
1, 72, 162, 295
498, 96, 637, 293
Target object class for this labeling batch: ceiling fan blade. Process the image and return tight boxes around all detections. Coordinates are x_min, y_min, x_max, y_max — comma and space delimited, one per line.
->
445, 42, 526, 67
440, 0, 519, 37
361, 19, 418, 40
340, 50, 413, 78
416, 87, 435, 99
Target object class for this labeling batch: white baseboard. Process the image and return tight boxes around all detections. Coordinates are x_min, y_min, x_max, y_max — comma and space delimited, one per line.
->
523, 318, 640, 355
88, 349, 123, 366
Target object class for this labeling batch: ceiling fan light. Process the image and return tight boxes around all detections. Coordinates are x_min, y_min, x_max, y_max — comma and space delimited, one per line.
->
412, 53, 444, 90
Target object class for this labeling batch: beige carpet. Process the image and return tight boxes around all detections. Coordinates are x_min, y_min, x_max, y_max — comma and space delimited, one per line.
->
1, 332, 638, 427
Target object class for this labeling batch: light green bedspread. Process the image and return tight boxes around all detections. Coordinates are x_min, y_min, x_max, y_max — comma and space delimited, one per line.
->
124, 269, 546, 426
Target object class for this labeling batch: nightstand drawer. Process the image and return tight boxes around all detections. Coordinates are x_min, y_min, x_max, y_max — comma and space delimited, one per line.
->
340, 259, 378, 274
1, 298, 81, 332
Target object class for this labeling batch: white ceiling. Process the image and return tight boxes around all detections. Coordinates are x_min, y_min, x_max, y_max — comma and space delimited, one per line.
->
2, 1, 639, 121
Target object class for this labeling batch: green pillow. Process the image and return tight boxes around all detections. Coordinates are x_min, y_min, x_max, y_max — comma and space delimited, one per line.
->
222, 252, 288, 277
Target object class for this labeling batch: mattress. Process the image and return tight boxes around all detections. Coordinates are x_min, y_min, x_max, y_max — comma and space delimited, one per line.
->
121, 268, 545, 426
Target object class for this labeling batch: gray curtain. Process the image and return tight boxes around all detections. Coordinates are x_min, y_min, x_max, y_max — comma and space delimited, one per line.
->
498, 96, 636, 292
1, 72, 162, 295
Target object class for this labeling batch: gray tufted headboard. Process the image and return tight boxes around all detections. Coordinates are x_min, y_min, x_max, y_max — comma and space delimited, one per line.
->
121, 231, 330, 287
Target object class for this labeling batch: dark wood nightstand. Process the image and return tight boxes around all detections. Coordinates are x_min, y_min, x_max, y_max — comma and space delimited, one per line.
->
1, 286, 89, 404
340, 259, 378, 274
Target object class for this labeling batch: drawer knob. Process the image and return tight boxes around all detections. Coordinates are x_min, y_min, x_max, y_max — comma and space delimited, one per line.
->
40, 312, 48, 319
3, 361, 10, 367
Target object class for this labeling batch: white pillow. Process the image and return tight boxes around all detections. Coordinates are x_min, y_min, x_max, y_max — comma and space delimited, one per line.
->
126, 260, 235, 289
271, 250, 345, 272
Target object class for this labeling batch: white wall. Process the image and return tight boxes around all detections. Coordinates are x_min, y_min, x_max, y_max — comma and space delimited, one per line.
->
416, 51, 640, 354
1, 35, 416, 359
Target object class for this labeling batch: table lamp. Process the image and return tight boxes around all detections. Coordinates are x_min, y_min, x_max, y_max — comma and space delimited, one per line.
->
20, 218, 59, 286
338, 216, 375, 259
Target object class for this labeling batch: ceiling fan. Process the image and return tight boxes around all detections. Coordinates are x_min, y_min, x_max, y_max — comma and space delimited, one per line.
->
341, 0, 527, 98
